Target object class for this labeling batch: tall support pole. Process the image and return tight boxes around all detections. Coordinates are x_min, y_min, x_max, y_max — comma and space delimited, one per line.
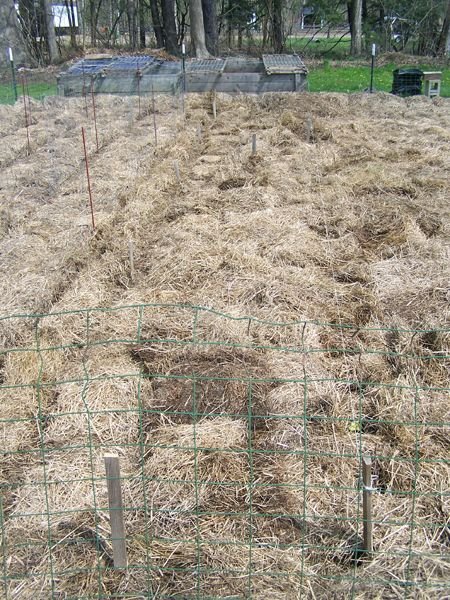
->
8, 48, 18, 103
181, 42, 186, 114
370, 44, 376, 94
152, 86, 157, 148
90, 80, 99, 152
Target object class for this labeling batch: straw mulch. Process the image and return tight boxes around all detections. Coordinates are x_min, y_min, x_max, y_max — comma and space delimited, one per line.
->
0, 90, 449, 598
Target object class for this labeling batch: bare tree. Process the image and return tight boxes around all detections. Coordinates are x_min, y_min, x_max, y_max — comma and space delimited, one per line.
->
190, 0, 211, 57
0, 0, 29, 65
127, 0, 138, 48
348, 0, 362, 55
202, 0, 218, 54
147, 0, 165, 47
161, 0, 178, 54
437, 0, 450, 56
271, 0, 284, 53
41, 0, 59, 62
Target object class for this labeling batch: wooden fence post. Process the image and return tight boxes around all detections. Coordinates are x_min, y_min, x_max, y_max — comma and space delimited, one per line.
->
362, 455, 373, 554
104, 454, 128, 568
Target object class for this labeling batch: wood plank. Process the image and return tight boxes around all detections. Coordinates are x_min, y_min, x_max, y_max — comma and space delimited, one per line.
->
104, 454, 128, 568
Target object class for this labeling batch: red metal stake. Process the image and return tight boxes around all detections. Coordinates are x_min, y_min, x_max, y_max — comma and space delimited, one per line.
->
81, 126, 95, 231
82, 62, 88, 117
21, 75, 31, 155
90, 80, 99, 152
24, 74, 32, 126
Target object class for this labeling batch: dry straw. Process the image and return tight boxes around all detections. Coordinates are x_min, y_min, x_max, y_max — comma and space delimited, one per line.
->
0, 91, 449, 598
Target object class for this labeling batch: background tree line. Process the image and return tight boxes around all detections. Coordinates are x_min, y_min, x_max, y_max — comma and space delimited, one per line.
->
1, 0, 449, 65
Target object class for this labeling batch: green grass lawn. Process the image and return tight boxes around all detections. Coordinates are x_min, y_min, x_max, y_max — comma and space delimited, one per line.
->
308, 62, 450, 96
0, 80, 56, 104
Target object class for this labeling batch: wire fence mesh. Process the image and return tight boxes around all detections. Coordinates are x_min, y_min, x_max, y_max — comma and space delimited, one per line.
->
0, 303, 448, 598
0, 65, 57, 105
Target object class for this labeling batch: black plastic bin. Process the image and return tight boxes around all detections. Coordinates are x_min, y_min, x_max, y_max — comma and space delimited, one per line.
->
392, 68, 423, 97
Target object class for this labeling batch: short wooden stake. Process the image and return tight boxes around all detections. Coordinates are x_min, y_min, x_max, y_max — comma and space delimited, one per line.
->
212, 93, 217, 120
173, 160, 181, 183
104, 454, 127, 568
196, 125, 202, 141
128, 239, 135, 282
362, 455, 373, 554
305, 115, 314, 143
251, 133, 257, 155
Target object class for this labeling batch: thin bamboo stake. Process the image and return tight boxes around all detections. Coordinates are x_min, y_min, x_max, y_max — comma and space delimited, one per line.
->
104, 454, 127, 568
173, 160, 181, 184
212, 92, 217, 120
21, 75, 31, 155
305, 115, 314, 143
362, 455, 374, 554
128, 239, 135, 282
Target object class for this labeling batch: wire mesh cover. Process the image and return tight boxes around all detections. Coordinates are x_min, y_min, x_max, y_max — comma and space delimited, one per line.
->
185, 59, 227, 73
66, 58, 114, 75
67, 56, 162, 75
262, 54, 307, 74
106, 56, 161, 71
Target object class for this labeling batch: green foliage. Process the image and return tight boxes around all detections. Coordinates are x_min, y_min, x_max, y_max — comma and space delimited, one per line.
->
286, 36, 351, 59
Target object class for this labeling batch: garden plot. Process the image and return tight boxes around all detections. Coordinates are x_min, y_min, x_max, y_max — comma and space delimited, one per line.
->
0, 91, 448, 599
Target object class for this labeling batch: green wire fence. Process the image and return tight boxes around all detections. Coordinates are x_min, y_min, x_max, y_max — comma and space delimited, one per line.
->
0, 303, 448, 598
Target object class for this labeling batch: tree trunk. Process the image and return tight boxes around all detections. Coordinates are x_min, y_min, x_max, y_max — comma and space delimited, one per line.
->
201, 0, 217, 55
148, 0, 164, 47
226, 0, 233, 48
0, 0, 29, 65
348, 0, 362, 55
190, 0, 210, 58
89, 0, 96, 45
41, 0, 58, 62
437, 0, 450, 56
139, 0, 146, 47
127, 0, 138, 49
271, 0, 283, 53
65, 0, 78, 48
161, 0, 178, 55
